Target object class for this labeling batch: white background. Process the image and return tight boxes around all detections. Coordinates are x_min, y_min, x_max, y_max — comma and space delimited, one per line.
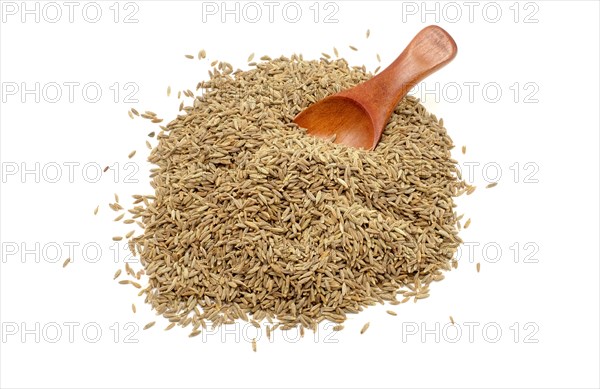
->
1, 1, 599, 388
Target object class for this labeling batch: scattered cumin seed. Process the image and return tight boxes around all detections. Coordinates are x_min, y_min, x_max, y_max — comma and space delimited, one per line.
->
386, 310, 397, 316
128, 111, 134, 119
114, 213, 125, 222
167, 86, 171, 97
62, 258, 71, 268
189, 330, 201, 338
125, 263, 134, 277
247, 53, 255, 62
252, 338, 257, 352
143, 321, 155, 330
462, 145, 466, 154
128, 150, 136, 159
366, 29, 370, 38
94, 205, 99, 215
109, 203, 123, 211
464, 218, 471, 229
333, 325, 344, 331
349, 45, 358, 51
130, 108, 139, 116
450, 316, 455, 325
333, 47, 339, 57
185, 54, 194, 59
376, 53, 381, 62
132, 304, 136, 313
130, 281, 142, 289
113, 236, 123, 241
199, 49, 206, 59
486, 182, 498, 189
476, 262, 481, 272
360, 322, 370, 334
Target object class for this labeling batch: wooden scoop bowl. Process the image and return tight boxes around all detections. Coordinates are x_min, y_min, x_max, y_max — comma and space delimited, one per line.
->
293, 25, 457, 150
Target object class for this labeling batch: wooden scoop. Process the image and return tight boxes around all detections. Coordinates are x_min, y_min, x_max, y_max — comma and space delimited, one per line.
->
293, 25, 457, 150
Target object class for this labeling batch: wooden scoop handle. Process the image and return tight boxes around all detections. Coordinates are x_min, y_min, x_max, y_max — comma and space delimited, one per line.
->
339, 26, 457, 139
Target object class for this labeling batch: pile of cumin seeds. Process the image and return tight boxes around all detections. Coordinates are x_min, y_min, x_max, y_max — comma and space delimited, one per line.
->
127, 54, 466, 332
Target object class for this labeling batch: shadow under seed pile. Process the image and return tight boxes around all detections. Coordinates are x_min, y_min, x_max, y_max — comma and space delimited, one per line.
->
129, 55, 466, 331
